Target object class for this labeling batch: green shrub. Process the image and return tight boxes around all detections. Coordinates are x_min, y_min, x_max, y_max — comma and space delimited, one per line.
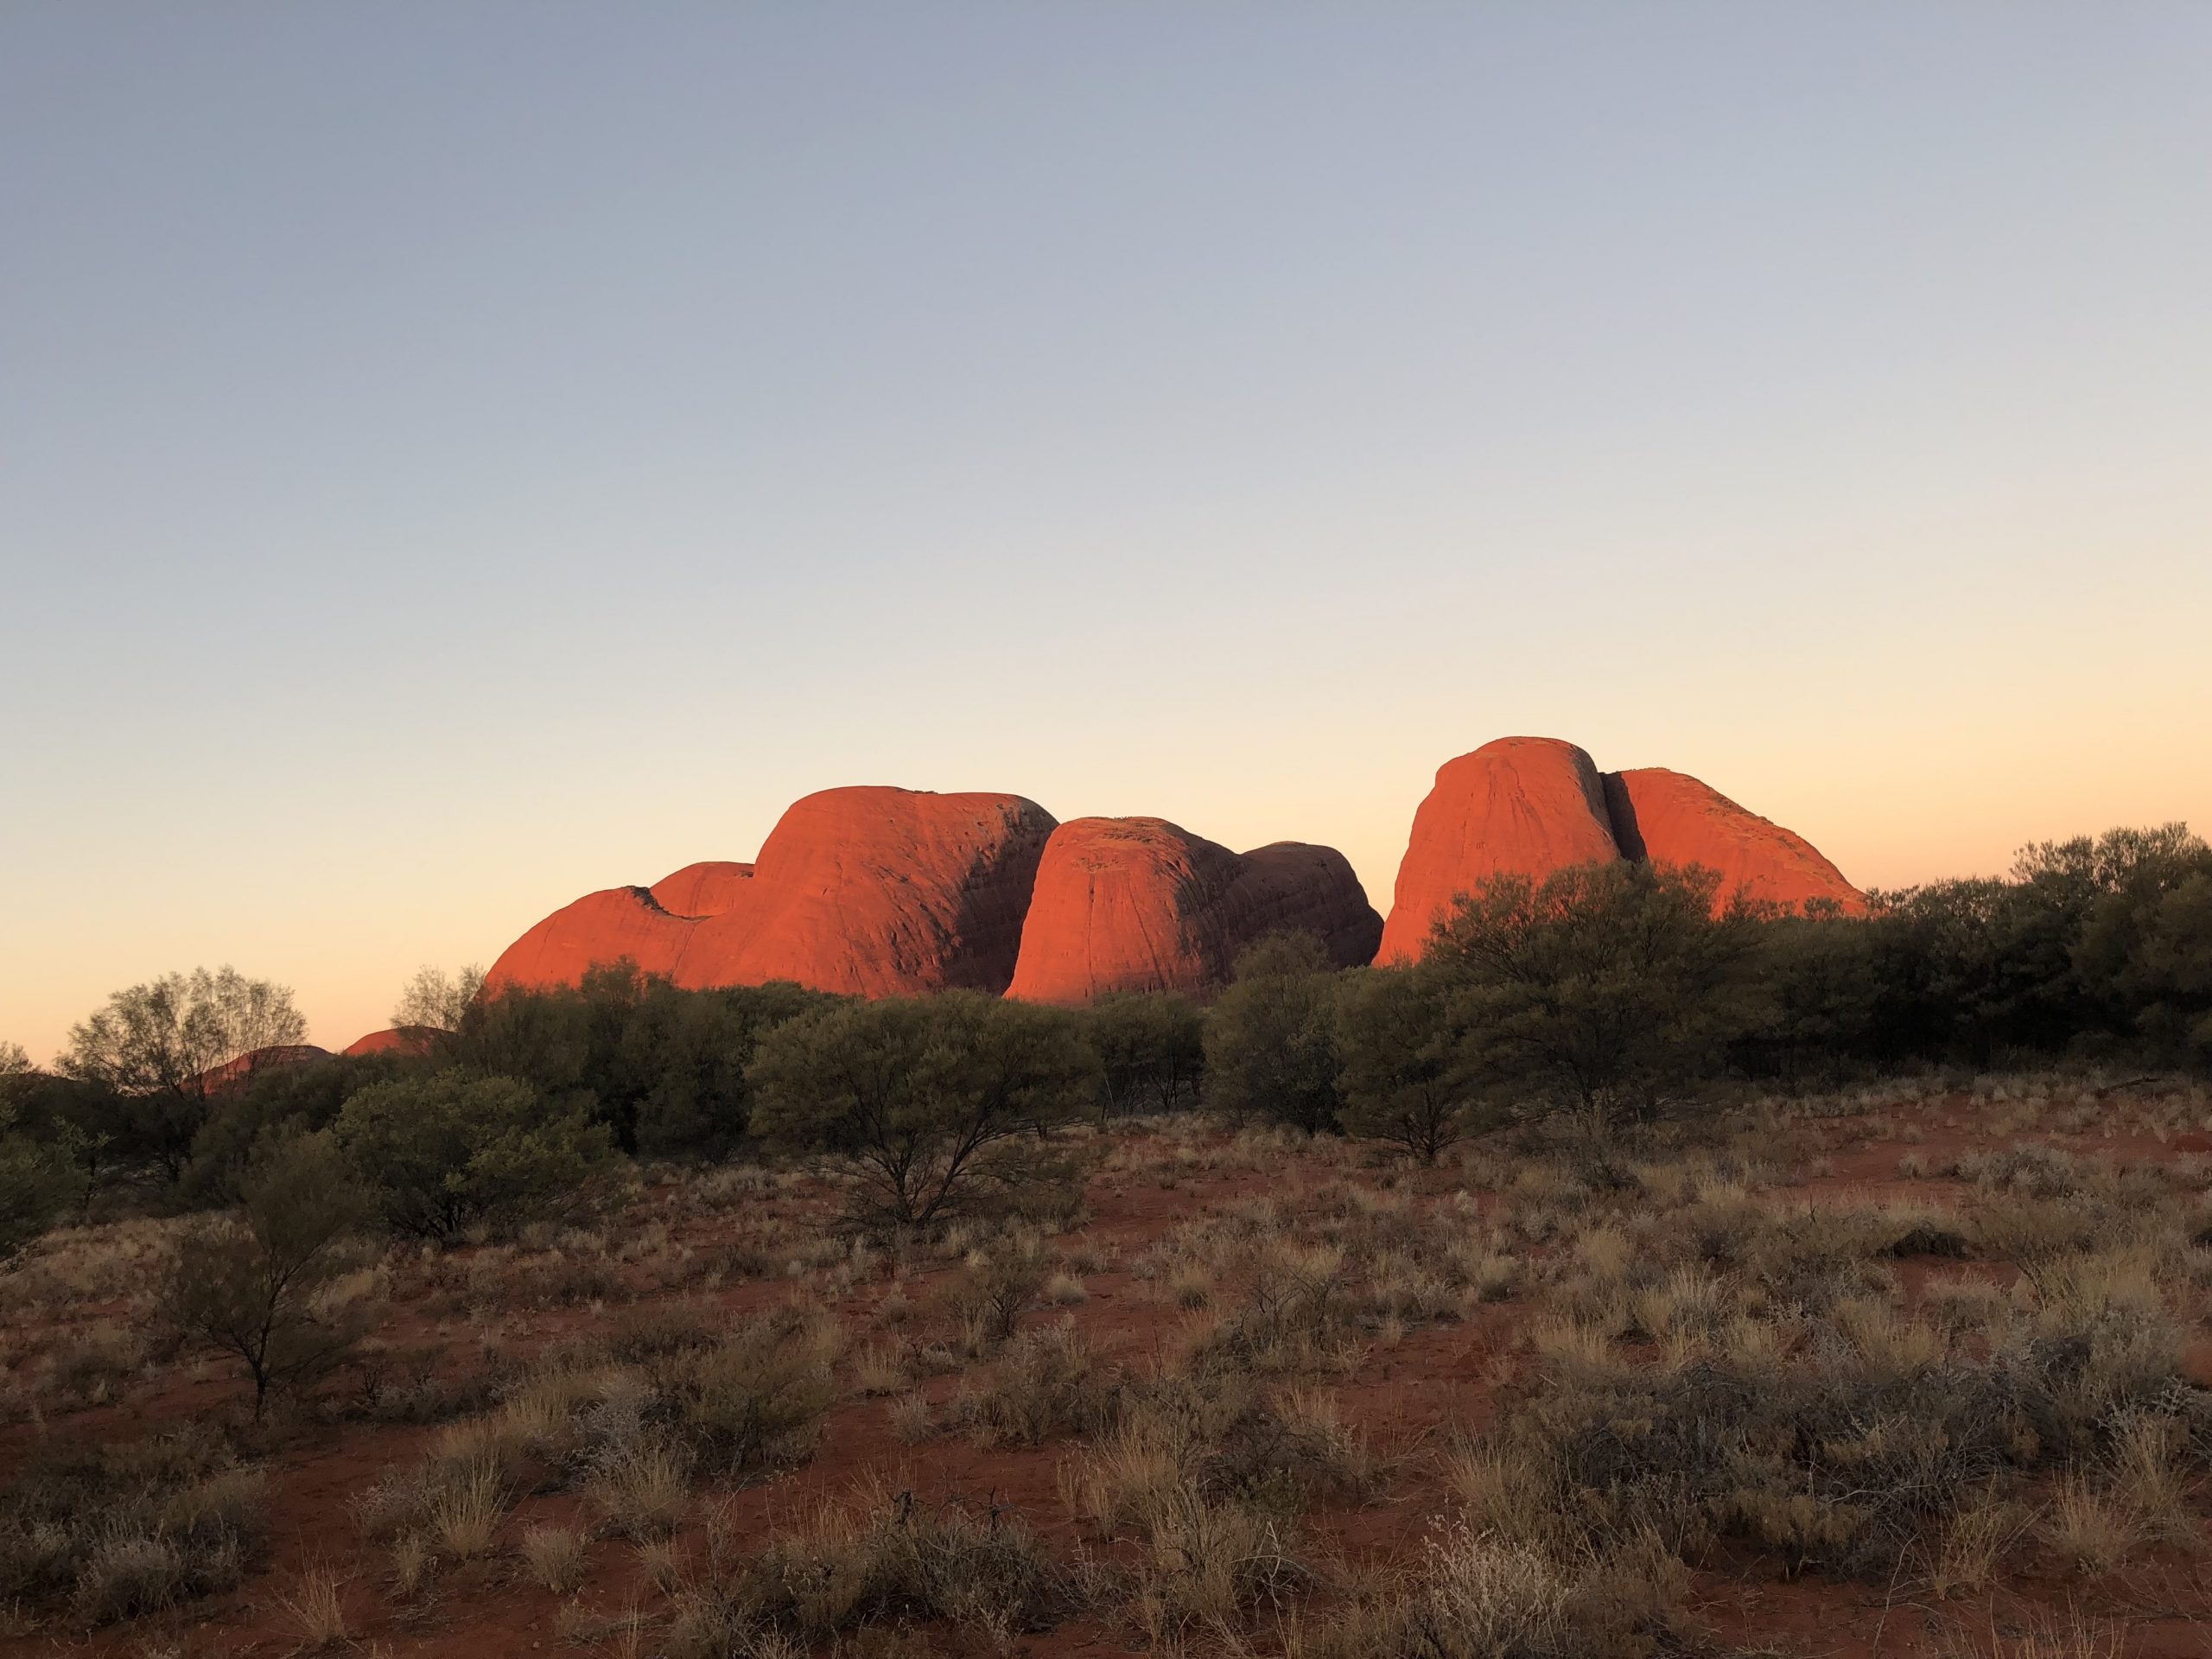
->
1202, 931, 1344, 1134
749, 992, 1093, 1229
1084, 991, 1205, 1116
1335, 963, 1484, 1163
1427, 861, 1750, 1136
0, 1096, 73, 1268
334, 1070, 622, 1241
165, 1130, 382, 1417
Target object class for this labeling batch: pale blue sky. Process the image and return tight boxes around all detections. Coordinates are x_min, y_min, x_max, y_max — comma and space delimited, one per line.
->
4, 4, 2209, 1058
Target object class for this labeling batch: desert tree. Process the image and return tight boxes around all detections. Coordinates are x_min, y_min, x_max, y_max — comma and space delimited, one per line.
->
1201, 931, 1345, 1134
61, 967, 307, 1181
390, 963, 486, 1032
1335, 963, 1483, 1164
164, 1130, 381, 1417
0, 1092, 73, 1269
1084, 990, 1205, 1117
334, 1070, 622, 1241
1427, 861, 1751, 1138
748, 991, 1095, 1230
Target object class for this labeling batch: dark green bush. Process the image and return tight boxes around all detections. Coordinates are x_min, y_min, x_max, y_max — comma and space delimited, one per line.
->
1201, 931, 1344, 1134
1334, 963, 1484, 1163
334, 1069, 622, 1240
749, 991, 1094, 1229
1084, 990, 1205, 1116
165, 1130, 382, 1417
1425, 861, 1751, 1135
450, 963, 833, 1157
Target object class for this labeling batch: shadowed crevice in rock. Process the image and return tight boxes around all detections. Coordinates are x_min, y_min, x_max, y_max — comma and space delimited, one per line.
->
1005, 817, 1379, 1006
1380, 736, 1863, 963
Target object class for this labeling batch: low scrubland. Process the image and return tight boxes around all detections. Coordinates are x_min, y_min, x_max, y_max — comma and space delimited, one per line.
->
6, 1074, 2212, 1656
4, 823, 2211, 1655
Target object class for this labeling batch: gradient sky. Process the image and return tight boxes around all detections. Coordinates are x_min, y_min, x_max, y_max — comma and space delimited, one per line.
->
5, 4, 2210, 1065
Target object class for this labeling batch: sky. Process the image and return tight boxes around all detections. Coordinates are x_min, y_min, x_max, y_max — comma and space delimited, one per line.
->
3, 4, 2209, 1064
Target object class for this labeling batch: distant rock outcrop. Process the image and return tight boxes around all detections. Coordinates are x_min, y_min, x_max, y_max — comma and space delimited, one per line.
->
343, 1026, 444, 1058
194, 1044, 331, 1096
1006, 817, 1381, 1005
487, 786, 1058, 1000
1601, 768, 1865, 916
1376, 737, 1622, 963
1379, 736, 1862, 962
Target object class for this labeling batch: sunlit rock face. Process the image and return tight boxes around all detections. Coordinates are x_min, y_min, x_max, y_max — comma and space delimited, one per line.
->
486, 743, 1857, 1001
1005, 817, 1381, 1006
486, 786, 1057, 999
647, 861, 754, 918
1378, 736, 1862, 963
1377, 737, 1624, 964
1600, 767, 1865, 916
342, 1026, 444, 1057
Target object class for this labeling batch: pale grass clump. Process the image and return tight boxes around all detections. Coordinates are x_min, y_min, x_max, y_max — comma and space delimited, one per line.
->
276, 1567, 348, 1649
852, 1341, 908, 1396
1283, 1522, 1683, 1659
1167, 1262, 1213, 1310
1443, 1440, 1572, 1554
889, 1393, 933, 1444
1831, 1297, 1948, 1376
521, 1522, 588, 1594
586, 1437, 692, 1540
1446, 1233, 1520, 1303
2104, 1414, 2196, 1546
1124, 1480, 1305, 1643
2042, 1476, 2139, 1574
429, 1456, 507, 1560
1925, 1484, 2027, 1599
1630, 1262, 1734, 1350
951, 1321, 1119, 1449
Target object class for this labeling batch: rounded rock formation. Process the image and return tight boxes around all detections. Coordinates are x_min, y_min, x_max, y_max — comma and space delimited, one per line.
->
1006, 818, 1380, 1005
343, 1026, 444, 1058
675, 787, 1057, 997
649, 861, 755, 918
485, 885, 700, 992
1601, 768, 1865, 914
486, 786, 1058, 1001
194, 1044, 332, 1096
1224, 842, 1386, 973
1376, 737, 1622, 963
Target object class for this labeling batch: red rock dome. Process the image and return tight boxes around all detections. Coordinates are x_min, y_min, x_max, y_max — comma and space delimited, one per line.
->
342, 1026, 444, 1058
673, 787, 1055, 996
649, 861, 755, 918
193, 1044, 332, 1096
1376, 737, 1622, 963
486, 786, 1058, 1000
1006, 818, 1381, 1005
485, 885, 699, 992
1378, 737, 1862, 961
1602, 768, 1864, 915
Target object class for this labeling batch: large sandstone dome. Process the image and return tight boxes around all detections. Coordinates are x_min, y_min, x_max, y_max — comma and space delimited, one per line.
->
1006, 817, 1381, 1006
1376, 737, 1621, 963
486, 785, 1058, 999
485, 741, 1854, 1000
1603, 767, 1862, 917
1378, 736, 1862, 963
